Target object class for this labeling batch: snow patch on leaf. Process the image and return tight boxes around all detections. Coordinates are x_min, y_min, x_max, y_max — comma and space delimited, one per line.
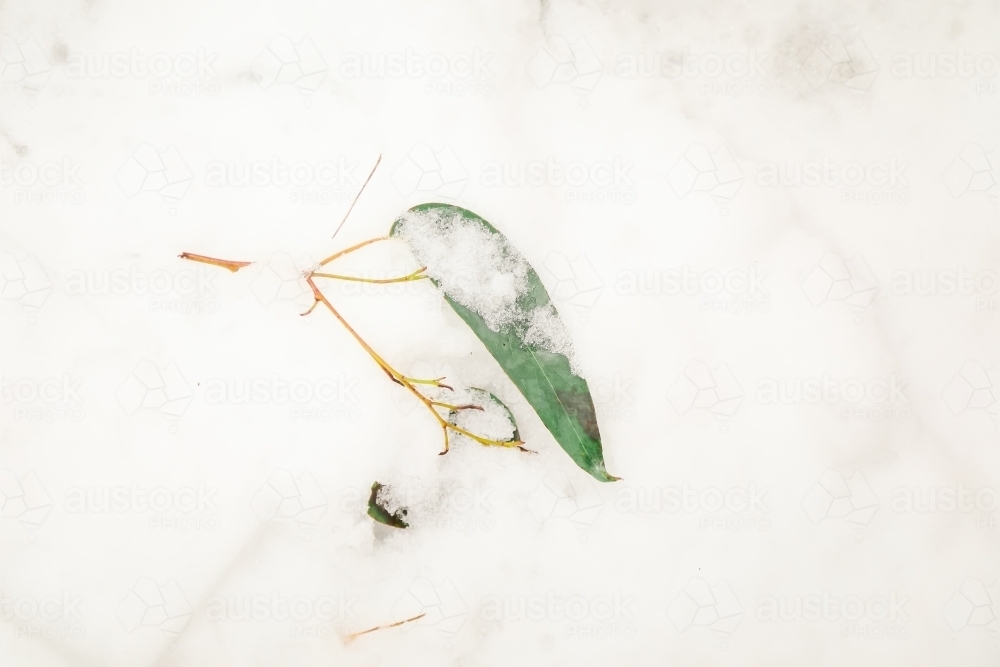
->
523, 303, 580, 373
393, 206, 580, 372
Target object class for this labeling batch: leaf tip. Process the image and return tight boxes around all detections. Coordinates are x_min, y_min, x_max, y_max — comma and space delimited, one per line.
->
588, 461, 621, 483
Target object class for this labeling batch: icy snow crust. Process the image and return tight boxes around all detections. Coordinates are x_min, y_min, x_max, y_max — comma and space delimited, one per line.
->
393, 207, 581, 372
524, 303, 577, 366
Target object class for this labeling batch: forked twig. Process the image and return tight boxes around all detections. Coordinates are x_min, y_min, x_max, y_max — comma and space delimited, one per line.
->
180, 153, 526, 455
298, 250, 524, 452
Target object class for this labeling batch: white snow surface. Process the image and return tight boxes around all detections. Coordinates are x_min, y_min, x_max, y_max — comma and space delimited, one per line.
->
1, 1, 997, 666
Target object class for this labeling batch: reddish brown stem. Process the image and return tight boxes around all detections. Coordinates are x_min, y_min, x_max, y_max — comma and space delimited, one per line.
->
179, 252, 251, 273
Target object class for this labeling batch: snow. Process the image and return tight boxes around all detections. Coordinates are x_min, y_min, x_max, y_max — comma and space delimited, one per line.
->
2, 1, 997, 666
446, 386, 519, 446
523, 302, 581, 372
371, 481, 407, 519
394, 206, 581, 371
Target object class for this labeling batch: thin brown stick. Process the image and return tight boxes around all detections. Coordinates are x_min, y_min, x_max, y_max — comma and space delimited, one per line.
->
332, 154, 382, 240
346, 612, 425, 643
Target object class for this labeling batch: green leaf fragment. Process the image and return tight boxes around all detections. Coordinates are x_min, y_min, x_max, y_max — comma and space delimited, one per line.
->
367, 482, 408, 528
390, 203, 618, 482
447, 387, 521, 444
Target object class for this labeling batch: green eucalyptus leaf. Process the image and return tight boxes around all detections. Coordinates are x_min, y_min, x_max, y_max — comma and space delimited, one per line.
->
390, 203, 617, 482
367, 482, 408, 528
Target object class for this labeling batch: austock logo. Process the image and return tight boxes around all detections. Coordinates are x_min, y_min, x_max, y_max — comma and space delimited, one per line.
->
543, 252, 603, 322
116, 144, 193, 206
1, 374, 83, 404
755, 156, 910, 205
802, 252, 878, 315
251, 35, 327, 93
1, 156, 86, 205
527, 35, 602, 97
0, 35, 51, 90
755, 590, 911, 640
480, 590, 635, 639
526, 469, 604, 531
667, 360, 744, 429
614, 48, 770, 98
802, 469, 879, 532
1, 469, 52, 535
2, 372, 85, 423
116, 578, 192, 636
392, 143, 468, 198
339, 48, 494, 97
889, 266, 999, 315
756, 373, 910, 423
64, 482, 221, 531
784, 32, 878, 92
340, 48, 492, 79
64, 264, 221, 315
2, 590, 85, 640
204, 374, 361, 423
615, 482, 770, 531
943, 361, 998, 424
251, 470, 327, 530
391, 578, 468, 637
891, 484, 998, 529
943, 144, 998, 212
667, 144, 743, 206
250, 252, 313, 309
116, 360, 193, 422
204, 155, 361, 205
667, 577, 744, 642
943, 578, 997, 636
480, 156, 636, 205
64, 47, 220, 96
616, 265, 770, 315
0, 251, 52, 320
891, 50, 999, 80
204, 591, 359, 639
